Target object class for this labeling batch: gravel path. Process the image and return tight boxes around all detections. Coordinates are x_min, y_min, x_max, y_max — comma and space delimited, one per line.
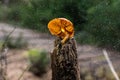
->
0, 23, 120, 80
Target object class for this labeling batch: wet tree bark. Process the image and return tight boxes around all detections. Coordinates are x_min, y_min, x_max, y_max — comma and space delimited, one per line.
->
51, 37, 80, 80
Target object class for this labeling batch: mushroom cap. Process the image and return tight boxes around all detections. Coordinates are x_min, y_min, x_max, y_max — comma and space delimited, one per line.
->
48, 18, 74, 38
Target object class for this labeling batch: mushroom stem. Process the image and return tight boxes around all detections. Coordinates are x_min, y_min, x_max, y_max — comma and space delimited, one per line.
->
61, 34, 69, 44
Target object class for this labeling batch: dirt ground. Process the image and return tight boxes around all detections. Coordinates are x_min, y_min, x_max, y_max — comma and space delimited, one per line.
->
0, 23, 120, 80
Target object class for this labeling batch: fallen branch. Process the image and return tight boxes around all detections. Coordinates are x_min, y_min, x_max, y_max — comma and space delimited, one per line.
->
103, 49, 120, 80
0, 26, 16, 80
18, 64, 31, 80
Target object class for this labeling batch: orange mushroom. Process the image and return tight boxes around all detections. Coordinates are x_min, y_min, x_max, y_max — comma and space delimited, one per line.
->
48, 18, 74, 44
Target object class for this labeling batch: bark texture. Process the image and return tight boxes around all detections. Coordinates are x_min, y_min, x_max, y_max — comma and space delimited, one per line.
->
51, 37, 80, 80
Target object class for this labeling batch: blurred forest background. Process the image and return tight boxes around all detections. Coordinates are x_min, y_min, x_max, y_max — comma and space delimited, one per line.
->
0, 0, 120, 50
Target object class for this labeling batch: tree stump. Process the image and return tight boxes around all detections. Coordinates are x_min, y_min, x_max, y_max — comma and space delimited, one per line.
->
51, 37, 80, 80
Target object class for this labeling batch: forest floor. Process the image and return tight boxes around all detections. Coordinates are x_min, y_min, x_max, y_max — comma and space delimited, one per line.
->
0, 23, 120, 80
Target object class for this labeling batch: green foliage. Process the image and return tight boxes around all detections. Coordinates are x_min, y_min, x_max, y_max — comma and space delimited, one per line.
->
4, 33, 28, 49
82, 0, 120, 50
75, 31, 96, 45
0, 5, 10, 21
1, 0, 86, 32
7, 5, 22, 22
19, 0, 53, 32
0, 0, 120, 50
0, 0, 25, 22
28, 49, 49, 76
0, 41, 3, 49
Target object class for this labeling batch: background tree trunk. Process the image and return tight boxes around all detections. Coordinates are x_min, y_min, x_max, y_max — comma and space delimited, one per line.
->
51, 37, 80, 80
